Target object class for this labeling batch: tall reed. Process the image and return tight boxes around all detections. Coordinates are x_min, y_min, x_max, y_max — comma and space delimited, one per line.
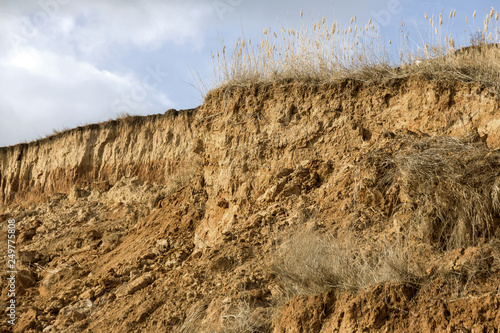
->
210, 9, 500, 93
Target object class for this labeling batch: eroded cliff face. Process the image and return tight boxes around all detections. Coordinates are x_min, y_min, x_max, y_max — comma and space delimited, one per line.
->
1, 76, 500, 332
2, 77, 500, 208
0, 109, 198, 206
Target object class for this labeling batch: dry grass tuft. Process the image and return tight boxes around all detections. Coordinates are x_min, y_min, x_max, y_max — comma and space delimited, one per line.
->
51, 127, 71, 136
402, 43, 500, 94
116, 112, 132, 119
272, 232, 354, 295
176, 302, 208, 333
357, 135, 500, 249
272, 232, 422, 297
386, 137, 500, 249
209, 9, 500, 95
219, 301, 271, 333
114, 112, 138, 125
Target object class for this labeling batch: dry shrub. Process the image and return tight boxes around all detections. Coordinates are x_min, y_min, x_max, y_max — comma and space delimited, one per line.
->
357, 135, 500, 249
272, 232, 358, 295
377, 237, 425, 285
114, 112, 137, 125
178, 299, 272, 333
116, 112, 132, 119
272, 232, 422, 297
386, 137, 500, 249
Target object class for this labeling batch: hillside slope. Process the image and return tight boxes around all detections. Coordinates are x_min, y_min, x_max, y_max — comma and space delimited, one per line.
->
2, 76, 500, 332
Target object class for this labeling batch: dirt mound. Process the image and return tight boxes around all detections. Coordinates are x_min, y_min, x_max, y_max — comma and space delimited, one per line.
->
1, 76, 500, 332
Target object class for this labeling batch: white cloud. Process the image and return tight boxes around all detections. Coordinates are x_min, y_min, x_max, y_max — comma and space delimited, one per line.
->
2, 0, 213, 59
0, 45, 174, 146
0, 0, 205, 146
55, 3, 212, 60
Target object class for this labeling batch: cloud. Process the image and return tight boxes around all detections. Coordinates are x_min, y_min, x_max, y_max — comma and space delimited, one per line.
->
2, 0, 214, 59
57, 2, 213, 60
0, 45, 174, 146
0, 0, 197, 146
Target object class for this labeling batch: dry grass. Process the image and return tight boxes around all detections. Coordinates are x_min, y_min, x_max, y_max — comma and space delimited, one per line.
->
115, 112, 137, 122
177, 300, 271, 333
116, 112, 132, 119
352, 134, 500, 249
379, 136, 500, 249
176, 302, 208, 333
209, 9, 500, 94
272, 136, 500, 300
51, 127, 71, 136
219, 301, 271, 333
272, 232, 423, 298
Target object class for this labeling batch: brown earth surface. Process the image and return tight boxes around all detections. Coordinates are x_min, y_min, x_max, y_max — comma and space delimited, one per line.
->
1, 76, 500, 332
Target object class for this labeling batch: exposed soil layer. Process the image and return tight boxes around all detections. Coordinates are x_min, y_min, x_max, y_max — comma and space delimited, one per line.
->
1, 76, 500, 332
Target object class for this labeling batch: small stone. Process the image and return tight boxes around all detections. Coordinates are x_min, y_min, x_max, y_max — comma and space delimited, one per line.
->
242, 215, 262, 230
56, 300, 94, 325
14, 269, 37, 296
116, 275, 153, 297
217, 199, 229, 208
128, 275, 153, 294
156, 239, 170, 252
141, 251, 157, 260
79, 289, 95, 300
43, 325, 55, 332
36, 225, 48, 234
68, 185, 82, 202
165, 260, 178, 268
18, 228, 37, 242
276, 168, 294, 178
107, 292, 116, 303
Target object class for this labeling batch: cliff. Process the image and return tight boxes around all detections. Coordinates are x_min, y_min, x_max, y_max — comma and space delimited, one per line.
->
0, 109, 199, 206
1, 76, 500, 332
3, 77, 500, 206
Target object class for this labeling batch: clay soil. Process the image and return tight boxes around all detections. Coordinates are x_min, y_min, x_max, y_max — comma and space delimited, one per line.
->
2, 76, 500, 332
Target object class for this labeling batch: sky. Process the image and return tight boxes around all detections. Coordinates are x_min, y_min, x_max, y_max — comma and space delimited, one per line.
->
0, 0, 498, 147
